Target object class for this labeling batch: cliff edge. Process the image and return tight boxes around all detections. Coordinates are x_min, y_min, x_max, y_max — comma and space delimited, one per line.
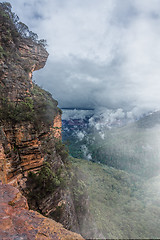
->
0, 182, 84, 240
0, 3, 86, 238
0, 2, 62, 186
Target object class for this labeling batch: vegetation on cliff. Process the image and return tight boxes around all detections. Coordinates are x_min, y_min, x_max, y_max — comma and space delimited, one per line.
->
0, 2, 56, 127
0, 0, 59, 126
27, 162, 64, 202
0, 3, 87, 237
26, 137, 88, 234
0, 2, 47, 49
0, 83, 61, 128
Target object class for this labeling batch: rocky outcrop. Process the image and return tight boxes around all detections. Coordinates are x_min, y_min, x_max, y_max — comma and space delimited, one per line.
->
0, 122, 44, 186
0, 183, 84, 240
0, 39, 48, 102
0, 9, 49, 102
53, 113, 62, 139
0, 9, 61, 186
0, 4, 86, 238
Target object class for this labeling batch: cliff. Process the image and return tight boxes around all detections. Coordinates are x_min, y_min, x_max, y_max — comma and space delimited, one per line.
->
0, 3, 62, 186
0, 182, 84, 240
0, 3, 86, 239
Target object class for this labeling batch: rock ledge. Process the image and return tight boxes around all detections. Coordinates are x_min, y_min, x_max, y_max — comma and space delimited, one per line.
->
0, 183, 84, 240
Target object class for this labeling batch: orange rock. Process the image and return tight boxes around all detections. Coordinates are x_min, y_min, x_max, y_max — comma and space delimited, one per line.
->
52, 113, 62, 139
0, 143, 7, 184
0, 115, 63, 186
0, 184, 84, 240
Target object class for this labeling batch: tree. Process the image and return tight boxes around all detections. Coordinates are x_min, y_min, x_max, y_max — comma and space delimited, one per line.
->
29, 31, 38, 41
0, 2, 47, 47
38, 39, 47, 48
16, 22, 29, 38
11, 12, 19, 24
0, 2, 12, 13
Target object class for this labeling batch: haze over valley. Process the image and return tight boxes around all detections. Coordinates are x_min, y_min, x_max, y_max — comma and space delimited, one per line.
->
2, 1, 160, 239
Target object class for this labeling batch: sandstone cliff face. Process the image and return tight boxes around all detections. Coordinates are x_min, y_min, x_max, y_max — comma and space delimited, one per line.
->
0, 122, 47, 186
0, 5, 86, 238
0, 17, 61, 186
0, 7, 49, 102
0, 39, 49, 101
0, 53, 62, 187
0, 183, 84, 240
53, 113, 62, 139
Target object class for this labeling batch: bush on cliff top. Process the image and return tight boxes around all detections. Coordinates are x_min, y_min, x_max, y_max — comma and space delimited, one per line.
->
0, 96, 34, 122
0, 84, 60, 127
31, 84, 59, 127
0, 2, 47, 48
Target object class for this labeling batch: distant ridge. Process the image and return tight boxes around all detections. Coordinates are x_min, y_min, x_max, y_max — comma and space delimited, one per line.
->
61, 107, 95, 110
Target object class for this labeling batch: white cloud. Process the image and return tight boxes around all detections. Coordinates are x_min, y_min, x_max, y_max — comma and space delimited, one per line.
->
62, 109, 94, 120
81, 145, 92, 160
8, 0, 160, 115
77, 131, 85, 141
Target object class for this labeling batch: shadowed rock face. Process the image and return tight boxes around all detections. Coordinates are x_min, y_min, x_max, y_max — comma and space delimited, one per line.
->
0, 183, 84, 240
0, 40, 49, 102
0, 6, 84, 237
0, 122, 45, 185
0, 14, 62, 186
0, 24, 49, 101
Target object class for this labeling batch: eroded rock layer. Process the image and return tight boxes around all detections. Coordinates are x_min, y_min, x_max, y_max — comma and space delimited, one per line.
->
0, 11, 62, 185
0, 183, 84, 240
0, 4, 85, 238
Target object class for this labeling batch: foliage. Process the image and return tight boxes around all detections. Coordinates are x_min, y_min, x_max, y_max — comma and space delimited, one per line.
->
0, 96, 34, 122
55, 139, 69, 162
71, 157, 160, 239
31, 84, 59, 128
0, 84, 59, 126
0, 45, 6, 58
27, 162, 63, 202
0, 2, 47, 48
37, 39, 48, 48
63, 119, 160, 178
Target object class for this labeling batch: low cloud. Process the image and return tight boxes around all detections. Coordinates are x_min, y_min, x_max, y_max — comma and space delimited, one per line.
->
9, 0, 160, 116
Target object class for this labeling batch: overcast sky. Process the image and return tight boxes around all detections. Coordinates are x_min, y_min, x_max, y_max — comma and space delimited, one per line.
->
7, 0, 160, 115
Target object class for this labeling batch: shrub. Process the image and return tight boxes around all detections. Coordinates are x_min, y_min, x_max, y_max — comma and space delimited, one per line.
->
31, 84, 58, 128
0, 2, 47, 48
0, 96, 34, 123
0, 84, 59, 127
0, 45, 6, 58
27, 162, 64, 202
55, 140, 69, 162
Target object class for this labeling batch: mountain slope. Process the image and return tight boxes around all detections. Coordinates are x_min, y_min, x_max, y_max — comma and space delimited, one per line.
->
71, 157, 160, 239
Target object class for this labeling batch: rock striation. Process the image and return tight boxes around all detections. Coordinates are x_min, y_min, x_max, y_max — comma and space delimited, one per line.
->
0, 183, 84, 240
0, 4, 86, 238
0, 10, 61, 186
0, 122, 46, 186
